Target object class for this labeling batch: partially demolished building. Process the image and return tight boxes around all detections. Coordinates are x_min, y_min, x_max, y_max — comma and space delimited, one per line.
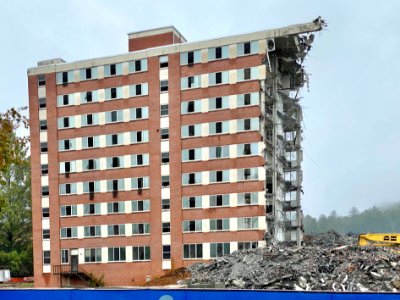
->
28, 18, 325, 287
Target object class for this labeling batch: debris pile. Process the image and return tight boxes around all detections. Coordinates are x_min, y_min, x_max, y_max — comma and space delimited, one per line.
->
188, 232, 400, 292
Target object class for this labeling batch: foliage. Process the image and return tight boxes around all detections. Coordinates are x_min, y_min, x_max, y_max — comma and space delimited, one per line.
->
0, 107, 32, 277
304, 203, 400, 234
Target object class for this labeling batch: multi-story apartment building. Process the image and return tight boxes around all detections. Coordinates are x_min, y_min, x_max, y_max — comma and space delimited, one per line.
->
28, 18, 325, 287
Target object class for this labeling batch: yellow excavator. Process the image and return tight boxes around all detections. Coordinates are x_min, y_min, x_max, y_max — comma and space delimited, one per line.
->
358, 233, 400, 246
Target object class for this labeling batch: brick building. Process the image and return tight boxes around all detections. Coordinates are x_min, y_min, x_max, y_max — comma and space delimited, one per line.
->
28, 19, 324, 287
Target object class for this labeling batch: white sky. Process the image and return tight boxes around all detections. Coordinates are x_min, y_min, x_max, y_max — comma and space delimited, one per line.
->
1, 0, 399, 217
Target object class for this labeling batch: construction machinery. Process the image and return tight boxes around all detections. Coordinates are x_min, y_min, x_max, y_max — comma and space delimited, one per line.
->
358, 233, 400, 246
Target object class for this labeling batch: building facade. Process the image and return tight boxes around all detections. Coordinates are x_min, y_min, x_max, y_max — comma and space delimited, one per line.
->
28, 19, 324, 287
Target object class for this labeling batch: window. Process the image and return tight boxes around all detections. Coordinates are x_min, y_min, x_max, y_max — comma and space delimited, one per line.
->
183, 244, 203, 259
182, 220, 202, 232
42, 207, 50, 218
132, 199, 150, 212
237, 118, 259, 132
130, 107, 148, 120
39, 98, 46, 109
132, 246, 151, 261
237, 192, 258, 205
159, 55, 168, 68
108, 247, 126, 262
130, 83, 149, 97
84, 248, 102, 263
209, 145, 229, 159
131, 176, 150, 189
104, 63, 122, 77
182, 172, 202, 185
41, 186, 49, 196
82, 113, 99, 126
60, 205, 77, 217
210, 218, 230, 231
160, 104, 169, 116
180, 50, 201, 65
160, 80, 168, 92
57, 94, 72, 107
238, 217, 259, 230
105, 87, 123, 100
181, 75, 201, 89
84, 226, 101, 238
208, 46, 229, 60
58, 139, 76, 151
43, 251, 51, 264
58, 116, 75, 129
238, 168, 258, 181
162, 245, 171, 260
181, 124, 201, 138
56, 71, 74, 85
42, 229, 50, 239
107, 201, 125, 214
209, 121, 229, 135
107, 156, 124, 169
161, 176, 170, 188
210, 243, 230, 258
38, 74, 46, 86
83, 181, 100, 193
239, 241, 258, 250
132, 223, 150, 235
107, 224, 125, 236
162, 199, 170, 210
41, 164, 48, 175
209, 71, 228, 85
162, 222, 170, 233
209, 170, 229, 183
83, 203, 101, 215
80, 67, 98, 81
131, 153, 149, 167
238, 143, 258, 156
237, 93, 258, 107
59, 183, 77, 195
40, 142, 48, 153
182, 196, 202, 209
209, 96, 229, 110
107, 179, 125, 192
106, 133, 124, 146
237, 67, 259, 81
82, 136, 99, 149
160, 128, 169, 140
60, 227, 78, 239
106, 110, 123, 124
237, 41, 259, 56
210, 194, 230, 207
182, 148, 202, 162
181, 100, 201, 114
81, 90, 99, 104
61, 249, 69, 264
131, 130, 149, 143
161, 152, 169, 164
129, 59, 147, 73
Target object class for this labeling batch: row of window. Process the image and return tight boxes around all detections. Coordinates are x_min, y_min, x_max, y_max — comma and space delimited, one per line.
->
59, 200, 150, 217
181, 92, 259, 114
58, 176, 149, 195
182, 167, 260, 186
181, 66, 260, 89
182, 192, 260, 209
54, 59, 148, 85
57, 130, 149, 152
59, 153, 149, 174
41, 41, 259, 88
58, 222, 151, 239
181, 117, 259, 138
57, 106, 148, 129
182, 216, 259, 233
56, 82, 148, 108
182, 142, 259, 161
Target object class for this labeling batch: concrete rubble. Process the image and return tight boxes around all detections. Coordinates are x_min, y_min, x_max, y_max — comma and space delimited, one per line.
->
187, 232, 400, 292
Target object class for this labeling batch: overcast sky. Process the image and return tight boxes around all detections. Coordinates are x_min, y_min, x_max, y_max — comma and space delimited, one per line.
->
1, 0, 399, 217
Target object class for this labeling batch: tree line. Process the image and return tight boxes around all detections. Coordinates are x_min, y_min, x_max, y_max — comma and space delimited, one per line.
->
304, 204, 400, 234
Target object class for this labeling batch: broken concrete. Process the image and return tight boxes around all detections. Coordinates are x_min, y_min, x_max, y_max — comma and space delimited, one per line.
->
187, 232, 400, 292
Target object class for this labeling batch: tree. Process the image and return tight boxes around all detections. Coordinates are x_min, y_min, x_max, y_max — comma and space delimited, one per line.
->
0, 107, 32, 277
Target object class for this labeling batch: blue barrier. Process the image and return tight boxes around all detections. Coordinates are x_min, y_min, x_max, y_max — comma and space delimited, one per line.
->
0, 289, 400, 300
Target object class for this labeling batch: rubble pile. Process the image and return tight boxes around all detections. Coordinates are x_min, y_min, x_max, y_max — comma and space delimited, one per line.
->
188, 232, 400, 292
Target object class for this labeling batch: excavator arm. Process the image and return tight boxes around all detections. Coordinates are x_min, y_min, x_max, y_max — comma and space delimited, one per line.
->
358, 233, 400, 246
